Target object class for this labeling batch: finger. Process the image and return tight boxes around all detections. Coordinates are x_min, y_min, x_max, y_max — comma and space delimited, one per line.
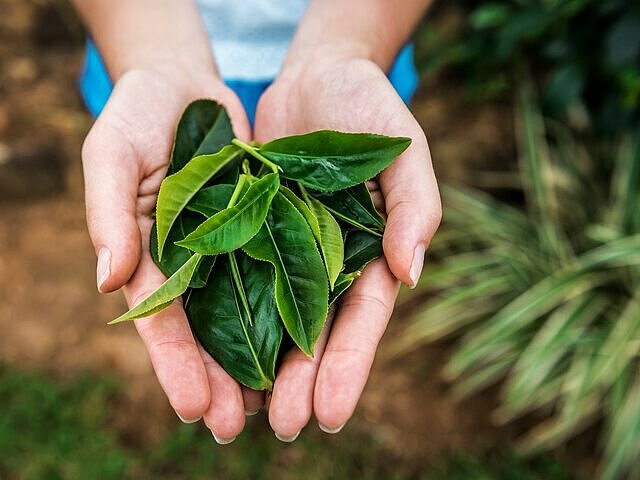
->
379, 132, 441, 287
123, 218, 210, 422
200, 346, 246, 444
314, 258, 399, 432
365, 179, 380, 192
215, 85, 252, 143
370, 190, 385, 215
268, 307, 335, 442
82, 104, 142, 293
242, 387, 265, 415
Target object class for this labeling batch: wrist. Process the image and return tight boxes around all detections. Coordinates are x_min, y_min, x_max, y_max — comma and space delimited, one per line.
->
114, 50, 219, 84
118, 60, 222, 98
281, 0, 430, 76
279, 43, 378, 86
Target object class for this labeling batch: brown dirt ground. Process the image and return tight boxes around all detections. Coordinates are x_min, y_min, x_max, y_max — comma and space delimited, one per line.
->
0, 0, 523, 463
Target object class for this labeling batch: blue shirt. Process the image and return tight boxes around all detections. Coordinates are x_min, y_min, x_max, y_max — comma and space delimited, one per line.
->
79, 2, 419, 123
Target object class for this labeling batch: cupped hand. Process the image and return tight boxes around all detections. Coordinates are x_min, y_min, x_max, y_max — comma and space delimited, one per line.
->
254, 53, 442, 440
82, 64, 256, 442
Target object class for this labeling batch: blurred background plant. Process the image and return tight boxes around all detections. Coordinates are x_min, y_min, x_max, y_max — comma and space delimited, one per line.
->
416, 0, 640, 134
0, 366, 574, 479
390, 82, 639, 478
388, 2, 640, 477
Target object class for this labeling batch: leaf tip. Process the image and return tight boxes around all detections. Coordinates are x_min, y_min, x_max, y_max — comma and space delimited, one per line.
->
396, 136, 412, 152
107, 315, 129, 325
174, 237, 196, 251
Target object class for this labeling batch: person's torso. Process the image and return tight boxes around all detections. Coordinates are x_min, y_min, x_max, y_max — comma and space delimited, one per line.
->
196, 0, 309, 81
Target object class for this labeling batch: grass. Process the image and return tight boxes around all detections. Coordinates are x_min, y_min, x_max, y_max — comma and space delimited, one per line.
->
390, 79, 640, 479
0, 365, 574, 480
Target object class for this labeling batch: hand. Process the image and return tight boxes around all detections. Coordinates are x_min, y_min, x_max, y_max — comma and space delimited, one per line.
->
82, 64, 257, 442
254, 52, 441, 440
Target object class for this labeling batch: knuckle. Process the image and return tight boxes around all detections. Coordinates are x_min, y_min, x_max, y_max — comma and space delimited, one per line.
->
324, 344, 374, 361
341, 292, 393, 319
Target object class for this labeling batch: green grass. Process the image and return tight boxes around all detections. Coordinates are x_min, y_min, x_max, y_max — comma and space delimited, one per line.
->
391, 80, 640, 479
0, 365, 574, 480
428, 453, 574, 480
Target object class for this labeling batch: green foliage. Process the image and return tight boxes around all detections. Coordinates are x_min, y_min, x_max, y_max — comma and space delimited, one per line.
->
427, 452, 574, 480
343, 230, 383, 275
304, 193, 344, 289
242, 190, 329, 356
109, 253, 203, 324
175, 173, 280, 254
393, 83, 640, 478
418, 0, 640, 132
311, 183, 386, 230
0, 367, 131, 480
188, 252, 282, 390
156, 144, 243, 259
169, 99, 235, 175
150, 213, 215, 288
259, 130, 411, 191
112, 99, 403, 388
0, 366, 575, 480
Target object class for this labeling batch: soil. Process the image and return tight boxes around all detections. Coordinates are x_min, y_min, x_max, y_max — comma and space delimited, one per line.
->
0, 0, 520, 463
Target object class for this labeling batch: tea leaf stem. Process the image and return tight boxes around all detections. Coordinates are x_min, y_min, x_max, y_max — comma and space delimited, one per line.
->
232, 138, 281, 174
227, 174, 247, 207
228, 252, 254, 326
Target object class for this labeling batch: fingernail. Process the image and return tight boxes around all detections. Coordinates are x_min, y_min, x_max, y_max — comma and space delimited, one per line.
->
319, 422, 345, 434
176, 413, 201, 424
409, 244, 426, 288
274, 430, 300, 443
212, 433, 236, 445
245, 408, 260, 416
96, 247, 111, 292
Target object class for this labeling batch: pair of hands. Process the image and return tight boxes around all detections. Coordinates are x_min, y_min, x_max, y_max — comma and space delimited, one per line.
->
82, 53, 441, 443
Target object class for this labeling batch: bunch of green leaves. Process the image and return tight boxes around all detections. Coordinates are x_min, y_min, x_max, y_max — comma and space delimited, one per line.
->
390, 81, 640, 479
417, 0, 640, 133
110, 99, 410, 391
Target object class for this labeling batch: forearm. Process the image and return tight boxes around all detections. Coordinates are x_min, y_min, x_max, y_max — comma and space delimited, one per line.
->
284, 0, 432, 72
72, 0, 217, 81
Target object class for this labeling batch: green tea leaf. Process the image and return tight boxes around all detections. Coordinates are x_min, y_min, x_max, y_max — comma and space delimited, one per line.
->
185, 184, 235, 217
150, 213, 215, 288
156, 145, 243, 259
330, 272, 357, 305
214, 161, 241, 186
242, 191, 329, 356
176, 173, 280, 254
306, 195, 344, 289
311, 183, 385, 230
280, 185, 345, 287
278, 185, 321, 240
109, 253, 202, 324
169, 99, 234, 174
343, 230, 383, 274
187, 252, 282, 390
259, 130, 411, 191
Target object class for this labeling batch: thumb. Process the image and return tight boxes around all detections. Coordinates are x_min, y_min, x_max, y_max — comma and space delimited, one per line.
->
380, 135, 441, 288
82, 117, 142, 293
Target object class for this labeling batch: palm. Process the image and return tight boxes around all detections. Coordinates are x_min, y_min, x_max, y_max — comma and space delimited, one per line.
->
256, 59, 414, 139
83, 67, 254, 441
252, 57, 438, 438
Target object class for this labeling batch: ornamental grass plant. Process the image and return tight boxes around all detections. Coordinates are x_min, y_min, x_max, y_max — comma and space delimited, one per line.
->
390, 81, 640, 479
